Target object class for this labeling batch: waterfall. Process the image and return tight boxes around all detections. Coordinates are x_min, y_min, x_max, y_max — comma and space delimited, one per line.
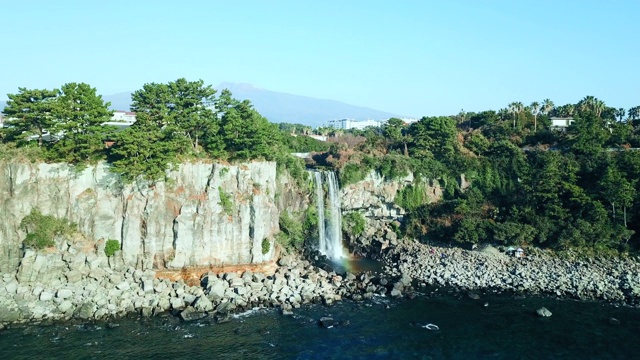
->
313, 171, 344, 260
314, 172, 327, 257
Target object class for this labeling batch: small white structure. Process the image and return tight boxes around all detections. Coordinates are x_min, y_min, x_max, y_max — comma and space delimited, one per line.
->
111, 110, 136, 124
515, 248, 524, 258
327, 118, 384, 130
550, 117, 574, 131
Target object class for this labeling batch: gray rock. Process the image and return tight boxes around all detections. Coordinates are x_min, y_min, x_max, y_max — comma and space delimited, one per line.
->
536, 307, 552, 317
0, 304, 20, 322
40, 291, 55, 301
179, 306, 207, 322
193, 296, 214, 312
76, 303, 96, 320
116, 282, 131, 291
319, 317, 335, 328
56, 289, 73, 299
58, 301, 73, 313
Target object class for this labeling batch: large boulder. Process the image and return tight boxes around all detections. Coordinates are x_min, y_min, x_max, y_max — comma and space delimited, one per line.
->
536, 307, 552, 317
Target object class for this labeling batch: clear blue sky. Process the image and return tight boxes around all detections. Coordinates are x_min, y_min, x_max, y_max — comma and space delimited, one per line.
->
2, 0, 638, 117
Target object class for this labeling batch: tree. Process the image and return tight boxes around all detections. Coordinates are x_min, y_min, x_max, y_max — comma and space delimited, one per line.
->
383, 117, 408, 155
219, 98, 280, 160
108, 119, 180, 182
2, 88, 58, 147
530, 101, 541, 132
408, 116, 457, 161
599, 165, 636, 228
568, 112, 610, 155
615, 108, 626, 122
628, 106, 640, 122
49, 83, 113, 163
131, 78, 218, 153
541, 99, 555, 116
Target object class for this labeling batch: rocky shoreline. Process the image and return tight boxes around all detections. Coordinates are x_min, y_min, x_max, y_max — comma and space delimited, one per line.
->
381, 240, 640, 307
0, 251, 411, 328
3, 238, 640, 329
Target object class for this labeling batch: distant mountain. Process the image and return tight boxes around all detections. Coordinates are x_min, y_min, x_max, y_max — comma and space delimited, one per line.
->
103, 83, 400, 127
103, 92, 133, 112
215, 82, 399, 127
4, 84, 400, 127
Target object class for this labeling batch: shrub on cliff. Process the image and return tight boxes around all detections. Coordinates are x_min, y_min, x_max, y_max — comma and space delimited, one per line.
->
277, 211, 304, 251
261, 238, 270, 254
104, 239, 120, 257
343, 212, 366, 237
20, 209, 76, 249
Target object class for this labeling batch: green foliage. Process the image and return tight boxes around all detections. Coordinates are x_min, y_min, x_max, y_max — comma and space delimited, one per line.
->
343, 212, 366, 237
218, 187, 233, 215
377, 154, 415, 180
104, 239, 120, 257
0, 143, 44, 162
2, 87, 58, 147
20, 209, 76, 249
261, 238, 270, 255
277, 211, 305, 251
47, 82, 115, 164
276, 153, 309, 189
395, 181, 429, 211
338, 163, 368, 186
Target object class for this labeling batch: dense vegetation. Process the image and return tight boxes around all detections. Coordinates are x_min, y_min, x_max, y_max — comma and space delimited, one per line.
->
1, 79, 328, 183
19, 209, 77, 249
322, 98, 640, 252
3, 83, 640, 253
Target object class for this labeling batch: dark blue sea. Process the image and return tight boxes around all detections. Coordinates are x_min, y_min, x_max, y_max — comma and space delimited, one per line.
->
1, 289, 638, 360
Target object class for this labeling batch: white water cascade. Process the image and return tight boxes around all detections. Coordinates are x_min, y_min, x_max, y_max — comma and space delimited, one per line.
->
313, 171, 345, 260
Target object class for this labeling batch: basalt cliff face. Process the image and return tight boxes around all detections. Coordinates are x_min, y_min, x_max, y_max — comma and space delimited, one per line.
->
0, 161, 280, 274
340, 171, 443, 256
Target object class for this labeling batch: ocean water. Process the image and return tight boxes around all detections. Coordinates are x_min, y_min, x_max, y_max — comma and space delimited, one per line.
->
1, 290, 638, 360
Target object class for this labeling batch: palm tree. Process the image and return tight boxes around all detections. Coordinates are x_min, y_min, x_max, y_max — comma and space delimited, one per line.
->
594, 99, 606, 118
541, 98, 555, 116
579, 95, 596, 113
508, 101, 524, 129
615, 108, 626, 122
628, 106, 640, 122
530, 101, 541, 131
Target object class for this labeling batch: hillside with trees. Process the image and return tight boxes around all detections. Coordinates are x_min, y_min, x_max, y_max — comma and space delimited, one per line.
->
320, 97, 640, 253
0, 79, 328, 182
2, 82, 640, 253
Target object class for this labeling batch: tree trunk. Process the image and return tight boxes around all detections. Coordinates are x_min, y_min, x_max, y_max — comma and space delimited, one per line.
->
403, 142, 408, 157
534, 114, 537, 132
623, 205, 627, 228
612, 202, 616, 222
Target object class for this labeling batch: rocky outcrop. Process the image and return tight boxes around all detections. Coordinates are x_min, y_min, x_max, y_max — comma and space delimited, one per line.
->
340, 171, 442, 257
383, 241, 640, 306
0, 238, 406, 325
0, 161, 279, 273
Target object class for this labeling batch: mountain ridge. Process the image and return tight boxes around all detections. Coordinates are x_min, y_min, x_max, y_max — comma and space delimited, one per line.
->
2, 83, 402, 127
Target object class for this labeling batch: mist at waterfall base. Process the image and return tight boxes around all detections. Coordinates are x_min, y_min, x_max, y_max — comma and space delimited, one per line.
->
2, 293, 639, 359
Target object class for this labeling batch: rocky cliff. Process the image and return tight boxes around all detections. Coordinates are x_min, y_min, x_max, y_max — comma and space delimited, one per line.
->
0, 161, 279, 274
340, 171, 442, 256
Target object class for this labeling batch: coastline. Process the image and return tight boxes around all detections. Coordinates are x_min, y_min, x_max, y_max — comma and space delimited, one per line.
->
381, 240, 640, 307
2, 239, 640, 329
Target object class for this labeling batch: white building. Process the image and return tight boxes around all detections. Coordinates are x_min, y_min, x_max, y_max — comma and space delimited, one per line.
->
550, 117, 574, 130
111, 110, 136, 124
327, 118, 384, 130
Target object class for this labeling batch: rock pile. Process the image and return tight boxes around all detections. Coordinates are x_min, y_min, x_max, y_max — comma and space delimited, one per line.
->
0, 252, 414, 326
382, 240, 640, 305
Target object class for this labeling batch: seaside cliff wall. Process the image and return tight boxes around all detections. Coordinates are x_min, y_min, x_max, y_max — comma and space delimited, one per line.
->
0, 161, 280, 274
340, 171, 443, 256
